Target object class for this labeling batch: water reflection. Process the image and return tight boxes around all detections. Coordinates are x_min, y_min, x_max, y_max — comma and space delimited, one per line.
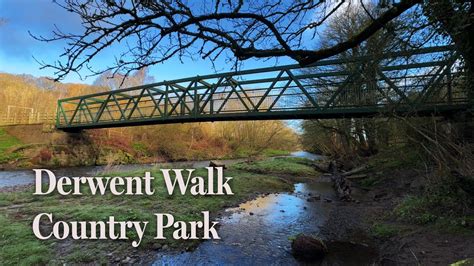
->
154, 182, 377, 265
289, 151, 322, 161
154, 183, 335, 265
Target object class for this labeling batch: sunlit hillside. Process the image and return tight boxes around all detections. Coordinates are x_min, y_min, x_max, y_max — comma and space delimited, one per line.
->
0, 73, 298, 165
0, 73, 106, 122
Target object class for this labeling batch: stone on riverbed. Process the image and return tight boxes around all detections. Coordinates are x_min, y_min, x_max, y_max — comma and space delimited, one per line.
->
209, 160, 226, 169
306, 195, 321, 202
291, 234, 328, 261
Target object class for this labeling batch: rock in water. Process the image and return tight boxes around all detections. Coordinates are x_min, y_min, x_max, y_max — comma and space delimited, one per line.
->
209, 160, 226, 169
291, 235, 328, 261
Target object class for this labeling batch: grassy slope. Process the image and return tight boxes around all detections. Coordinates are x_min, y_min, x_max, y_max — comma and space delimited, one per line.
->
0, 157, 317, 264
356, 146, 474, 236
234, 157, 316, 176
0, 128, 22, 164
0, 214, 52, 265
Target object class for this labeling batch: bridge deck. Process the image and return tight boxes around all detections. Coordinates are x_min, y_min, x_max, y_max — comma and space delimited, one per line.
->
56, 46, 471, 130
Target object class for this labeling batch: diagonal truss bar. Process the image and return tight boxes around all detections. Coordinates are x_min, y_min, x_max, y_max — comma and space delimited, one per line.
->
286, 70, 319, 109
55, 45, 471, 130
255, 70, 286, 110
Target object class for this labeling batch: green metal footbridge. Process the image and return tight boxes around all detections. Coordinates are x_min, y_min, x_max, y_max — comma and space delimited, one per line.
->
56, 46, 471, 131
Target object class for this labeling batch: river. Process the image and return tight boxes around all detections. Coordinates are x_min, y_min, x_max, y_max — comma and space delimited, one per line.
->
154, 182, 335, 265
0, 151, 317, 188
0, 151, 377, 264
153, 182, 377, 265
0, 159, 247, 188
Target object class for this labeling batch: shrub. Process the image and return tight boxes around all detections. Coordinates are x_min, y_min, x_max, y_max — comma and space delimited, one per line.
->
38, 148, 52, 162
371, 223, 399, 238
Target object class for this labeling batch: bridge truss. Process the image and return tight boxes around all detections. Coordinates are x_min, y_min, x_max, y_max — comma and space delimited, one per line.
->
56, 46, 471, 130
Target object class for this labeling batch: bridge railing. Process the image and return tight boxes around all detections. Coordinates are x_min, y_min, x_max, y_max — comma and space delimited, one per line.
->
56, 46, 470, 130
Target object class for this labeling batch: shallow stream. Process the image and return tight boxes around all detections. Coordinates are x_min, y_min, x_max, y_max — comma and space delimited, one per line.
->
0, 151, 377, 264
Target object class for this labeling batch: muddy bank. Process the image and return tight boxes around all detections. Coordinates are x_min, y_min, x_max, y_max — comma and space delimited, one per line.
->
316, 166, 474, 265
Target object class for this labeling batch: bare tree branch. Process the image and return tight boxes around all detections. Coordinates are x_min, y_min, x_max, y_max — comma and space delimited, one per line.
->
34, 0, 422, 81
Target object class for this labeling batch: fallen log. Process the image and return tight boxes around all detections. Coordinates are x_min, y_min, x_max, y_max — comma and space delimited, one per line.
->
312, 159, 358, 201
341, 164, 368, 176
331, 173, 353, 201
328, 160, 354, 201
345, 174, 367, 179
311, 160, 332, 173
312, 164, 329, 173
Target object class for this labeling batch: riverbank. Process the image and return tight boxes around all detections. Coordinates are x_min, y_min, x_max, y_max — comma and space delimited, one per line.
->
2, 148, 472, 264
0, 156, 319, 264
316, 148, 474, 265
0, 124, 296, 171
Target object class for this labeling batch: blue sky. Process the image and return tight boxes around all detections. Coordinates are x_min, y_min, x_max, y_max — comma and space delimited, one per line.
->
0, 0, 297, 85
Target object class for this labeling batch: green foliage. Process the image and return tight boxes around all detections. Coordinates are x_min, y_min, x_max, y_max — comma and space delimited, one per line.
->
395, 186, 471, 228
371, 223, 399, 238
65, 250, 104, 264
234, 157, 317, 176
96, 149, 137, 165
227, 147, 291, 158
368, 145, 421, 171
0, 128, 23, 164
0, 128, 21, 150
261, 149, 291, 157
232, 147, 253, 158
0, 214, 51, 265
358, 145, 422, 189
451, 258, 474, 266
359, 175, 381, 188
395, 196, 438, 224
432, 216, 474, 234
0, 152, 22, 164
132, 142, 150, 156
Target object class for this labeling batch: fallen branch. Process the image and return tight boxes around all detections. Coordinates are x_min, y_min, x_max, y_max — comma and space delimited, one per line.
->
331, 172, 353, 201
311, 159, 333, 173
346, 174, 368, 179
342, 165, 369, 176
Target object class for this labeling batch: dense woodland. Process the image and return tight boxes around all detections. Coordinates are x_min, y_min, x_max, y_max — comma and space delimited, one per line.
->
300, 3, 472, 167
297, 3, 474, 231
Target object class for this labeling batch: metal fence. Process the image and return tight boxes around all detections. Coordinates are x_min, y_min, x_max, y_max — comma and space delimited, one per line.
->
0, 112, 56, 126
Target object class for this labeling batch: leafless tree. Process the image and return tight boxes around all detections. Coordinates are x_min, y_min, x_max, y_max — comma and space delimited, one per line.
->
32, 0, 472, 83
93, 67, 154, 89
